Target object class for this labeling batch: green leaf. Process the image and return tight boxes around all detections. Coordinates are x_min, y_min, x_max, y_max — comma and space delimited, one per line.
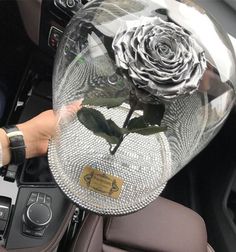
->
77, 107, 110, 134
77, 108, 166, 150
127, 117, 147, 130
128, 125, 167, 135
77, 107, 125, 145
143, 104, 165, 125
83, 96, 128, 108
106, 119, 129, 136
127, 116, 166, 135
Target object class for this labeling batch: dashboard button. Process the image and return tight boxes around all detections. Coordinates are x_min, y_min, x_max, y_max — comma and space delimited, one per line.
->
32, 230, 45, 237
23, 224, 45, 237
0, 207, 9, 221
54, 0, 83, 15
45, 196, 51, 207
22, 226, 34, 236
27, 192, 38, 205
38, 193, 45, 203
66, 0, 76, 8
48, 27, 63, 50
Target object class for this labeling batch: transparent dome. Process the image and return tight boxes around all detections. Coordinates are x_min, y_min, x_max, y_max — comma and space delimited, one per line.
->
48, 0, 236, 215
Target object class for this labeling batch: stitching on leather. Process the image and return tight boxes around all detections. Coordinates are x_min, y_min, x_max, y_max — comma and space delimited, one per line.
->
71, 213, 90, 252
86, 216, 101, 252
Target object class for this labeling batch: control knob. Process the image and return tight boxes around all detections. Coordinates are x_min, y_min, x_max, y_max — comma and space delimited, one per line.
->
23, 202, 52, 231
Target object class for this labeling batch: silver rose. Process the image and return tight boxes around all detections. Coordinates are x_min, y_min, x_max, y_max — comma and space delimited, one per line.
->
112, 17, 207, 103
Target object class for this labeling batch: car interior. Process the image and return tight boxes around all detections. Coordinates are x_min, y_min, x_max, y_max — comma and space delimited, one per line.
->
0, 0, 236, 251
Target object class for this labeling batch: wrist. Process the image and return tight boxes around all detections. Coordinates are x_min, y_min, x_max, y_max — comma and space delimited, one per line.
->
17, 122, 45, 159
0, 128, 11, 166
1, 126, 26, 166
17, 123, 33, 159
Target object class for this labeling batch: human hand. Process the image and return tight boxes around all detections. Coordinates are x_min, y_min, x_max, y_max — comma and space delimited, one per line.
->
17, 100, 82, 159
0, 100, 82, 166
17, 110, 57, 159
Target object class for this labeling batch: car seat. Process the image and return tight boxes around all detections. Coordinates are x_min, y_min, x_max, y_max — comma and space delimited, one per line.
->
69, 197, 214, 252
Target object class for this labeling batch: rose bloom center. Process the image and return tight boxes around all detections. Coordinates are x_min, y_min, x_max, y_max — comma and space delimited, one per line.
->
157, 43, 171, 57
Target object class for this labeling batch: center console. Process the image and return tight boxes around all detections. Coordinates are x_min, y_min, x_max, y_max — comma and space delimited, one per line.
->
1, 64, 78, 250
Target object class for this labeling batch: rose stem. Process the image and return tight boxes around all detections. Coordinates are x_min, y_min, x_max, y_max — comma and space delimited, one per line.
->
110, 99, 137, 155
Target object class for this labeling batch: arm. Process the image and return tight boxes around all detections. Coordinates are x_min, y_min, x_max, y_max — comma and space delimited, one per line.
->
0, 110, 57, 166
0, 100, 82, 167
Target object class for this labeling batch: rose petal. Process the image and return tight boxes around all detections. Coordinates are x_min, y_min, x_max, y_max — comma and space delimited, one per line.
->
112, 17, 207, 102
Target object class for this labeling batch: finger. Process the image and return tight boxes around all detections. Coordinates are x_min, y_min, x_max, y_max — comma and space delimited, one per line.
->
57, 99, 83, 124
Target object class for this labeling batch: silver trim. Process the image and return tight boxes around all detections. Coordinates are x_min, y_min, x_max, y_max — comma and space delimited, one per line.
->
0, 205, 8, 209
26, 203, 52, 227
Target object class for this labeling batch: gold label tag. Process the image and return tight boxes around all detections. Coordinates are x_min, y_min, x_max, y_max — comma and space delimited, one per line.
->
79, 166, 123, 199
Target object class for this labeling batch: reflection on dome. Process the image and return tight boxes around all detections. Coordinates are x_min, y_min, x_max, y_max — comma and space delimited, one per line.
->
49, 0, 236, 215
